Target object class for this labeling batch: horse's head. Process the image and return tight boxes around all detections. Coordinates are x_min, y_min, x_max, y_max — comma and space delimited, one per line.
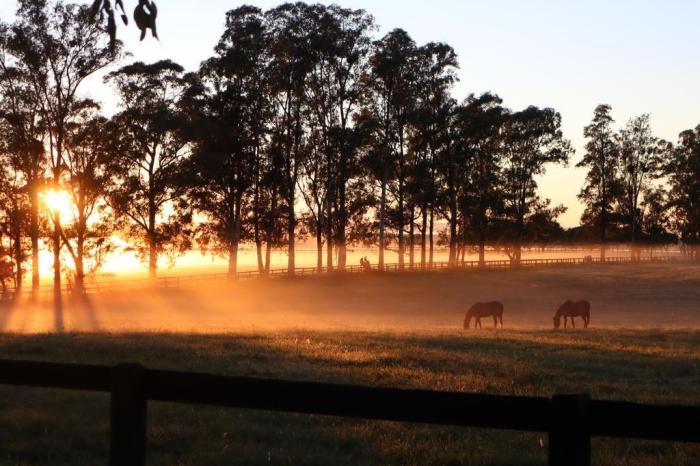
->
553, 315, 561, 329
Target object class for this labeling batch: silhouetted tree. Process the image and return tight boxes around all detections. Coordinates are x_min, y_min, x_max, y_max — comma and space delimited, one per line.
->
617, 114, 660, 260
366, 29, 417, 270
578, 104, 620, 259
106, 60, 191, 280
501, 106, 572, 262
184, 6, 270, 278
665, 126, 700, 260
5, 0, 119, 305
452, 93, 506, 265
305, 5, 374, 271
0, 28, 44, 295
411, 42, 458, 268
265, 3, 315, 276
61, 103, 115, 291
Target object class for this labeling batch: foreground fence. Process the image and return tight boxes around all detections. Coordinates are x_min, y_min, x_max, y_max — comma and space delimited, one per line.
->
0, 360, 697, 465
10, 254, 683, 298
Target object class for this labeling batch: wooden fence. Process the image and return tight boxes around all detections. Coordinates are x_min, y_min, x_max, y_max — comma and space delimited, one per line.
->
7, 254, 681, 298
0, 359, 697, 465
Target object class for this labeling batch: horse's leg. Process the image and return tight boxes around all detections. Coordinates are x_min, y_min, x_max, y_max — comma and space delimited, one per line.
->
564, 317, 567, 329
571, 317, 576, 329
493, 316, 498, 328
476, 318, 482, 329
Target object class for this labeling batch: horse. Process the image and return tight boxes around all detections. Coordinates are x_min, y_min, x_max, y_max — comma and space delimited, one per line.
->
553, 300, 591, 329
464, 302, 504, 329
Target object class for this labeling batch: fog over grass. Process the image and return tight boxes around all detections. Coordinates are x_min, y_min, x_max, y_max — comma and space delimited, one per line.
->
2, 262, 699, 333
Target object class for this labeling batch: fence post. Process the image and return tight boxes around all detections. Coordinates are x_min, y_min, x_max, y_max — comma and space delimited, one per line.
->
548, 394, 591, 466
110, 364, 147, 466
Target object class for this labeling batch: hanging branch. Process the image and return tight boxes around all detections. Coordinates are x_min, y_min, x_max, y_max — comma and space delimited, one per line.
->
89, 0, 158, 50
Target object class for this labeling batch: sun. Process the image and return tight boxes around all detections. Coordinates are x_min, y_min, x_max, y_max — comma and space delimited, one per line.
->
42, 189, 73, 220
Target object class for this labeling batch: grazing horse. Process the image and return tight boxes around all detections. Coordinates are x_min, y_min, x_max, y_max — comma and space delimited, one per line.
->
554, 300, 591, 329
464, 302, 504, 329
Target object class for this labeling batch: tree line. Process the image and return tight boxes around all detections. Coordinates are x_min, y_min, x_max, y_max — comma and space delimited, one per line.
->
0, 1, 698, 296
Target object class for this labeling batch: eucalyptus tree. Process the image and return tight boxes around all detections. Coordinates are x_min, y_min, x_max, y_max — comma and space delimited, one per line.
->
365, 29, 418, 270
106, 60, 191, 280
183, 6, 270, 277
60, 103, 114, 291
617, 114, 660, 259
0, 28, 45, 295
501, 106, 572, 262
665, 126, 700, 260
5, 0, 119, 301
451, 93, 506, 266
578, 104, 620, 259
411, 42, 458, 267
0, 157, 28, 293
304, 4, 374, 271
265, 2, 316, 276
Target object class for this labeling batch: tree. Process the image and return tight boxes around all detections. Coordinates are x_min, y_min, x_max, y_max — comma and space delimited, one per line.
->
578, 104, 620, 259
501, 106, 572, 262
6, 0, 119, 306
305, 5, 374, 271
617, 114, 660, 260
265, 3, 315, 276
0, 27, 44, 295
665, 127, 700, 260
106, 60, 191, 280
451, 93, 506, 265
60, 103, 114, 291
365, 29, 417, 270
411, 42, 458, 268
0, 159, 28, 295
183, 6, 270, 278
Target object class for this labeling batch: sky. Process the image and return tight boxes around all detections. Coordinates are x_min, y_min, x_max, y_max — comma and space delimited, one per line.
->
1, 0, 699, 228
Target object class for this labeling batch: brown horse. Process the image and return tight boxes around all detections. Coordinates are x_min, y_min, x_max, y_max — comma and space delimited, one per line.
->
464, 302, 504, 329
554, 300, 591, 329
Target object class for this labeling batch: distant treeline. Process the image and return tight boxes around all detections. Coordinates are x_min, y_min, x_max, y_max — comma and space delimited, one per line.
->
0, 1, 698, 296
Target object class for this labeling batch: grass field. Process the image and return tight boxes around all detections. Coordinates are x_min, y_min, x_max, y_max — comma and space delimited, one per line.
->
0, 262, 698, 465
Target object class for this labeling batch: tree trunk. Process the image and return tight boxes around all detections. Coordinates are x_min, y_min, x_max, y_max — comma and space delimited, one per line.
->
12, 214, 22, 292
287, 199, 295, 277
316, 208, 323, 272
30, 185, 40, 298
409, 205, 415, 269
148, 232, 157, 282
429, 206, 434, 267
265, 191, 277, 274
398, 130, 405, 271
379, 174, 387, 271
338, 178, 347, 272
52, 210, 62, 299
420, 205, 427, 269
326, 195, 333, 272
228, 197, 242, 279
75, 248, 85, 293
228, 243, 239, 277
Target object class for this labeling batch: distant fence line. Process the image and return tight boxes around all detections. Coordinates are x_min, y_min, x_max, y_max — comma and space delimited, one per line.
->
0, 359, 697, 465
4, 254, 683, 298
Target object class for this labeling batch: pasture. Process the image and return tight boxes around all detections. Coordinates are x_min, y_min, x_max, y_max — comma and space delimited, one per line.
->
0, 262, 698, 464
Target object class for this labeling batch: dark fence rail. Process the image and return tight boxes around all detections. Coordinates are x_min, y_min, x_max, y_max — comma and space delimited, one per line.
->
0, 359, 697, 466
8, 254, 683, 298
